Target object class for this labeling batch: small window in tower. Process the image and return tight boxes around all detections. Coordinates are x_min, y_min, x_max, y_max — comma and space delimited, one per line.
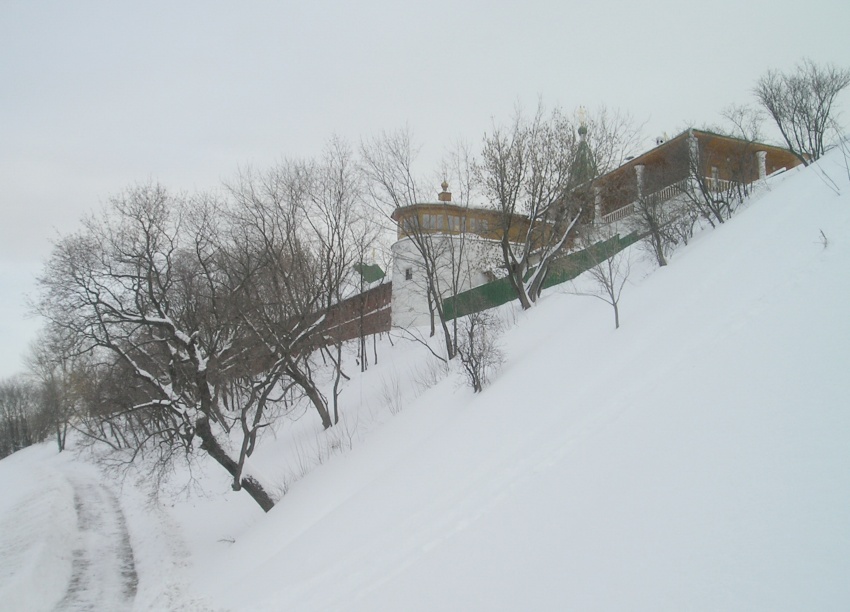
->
405, 267, 413, 281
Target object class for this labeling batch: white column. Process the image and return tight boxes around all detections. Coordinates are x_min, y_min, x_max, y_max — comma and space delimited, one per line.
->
688, 130, 700, 191
688, 130, 699, 173
594, 185, 603, 222
634, 164, 645, 199
757, 151, 767, 180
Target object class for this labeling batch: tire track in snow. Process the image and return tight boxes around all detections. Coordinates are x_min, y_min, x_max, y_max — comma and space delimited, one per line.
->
55, 473, 138, 611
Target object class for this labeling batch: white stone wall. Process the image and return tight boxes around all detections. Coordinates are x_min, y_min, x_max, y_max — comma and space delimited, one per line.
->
391, 234, 502, 329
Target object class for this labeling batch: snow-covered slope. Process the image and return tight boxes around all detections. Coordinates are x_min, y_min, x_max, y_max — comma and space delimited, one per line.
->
2, 149, 849, 611
199, 151, 850, 611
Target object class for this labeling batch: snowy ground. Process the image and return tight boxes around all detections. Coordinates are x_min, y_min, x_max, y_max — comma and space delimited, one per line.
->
1, 148, 849, 611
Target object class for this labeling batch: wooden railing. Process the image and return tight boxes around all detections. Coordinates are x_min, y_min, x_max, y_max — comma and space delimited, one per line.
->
600, 203, 635, 224
652, 179, 690, 203
709, 178, 736, 194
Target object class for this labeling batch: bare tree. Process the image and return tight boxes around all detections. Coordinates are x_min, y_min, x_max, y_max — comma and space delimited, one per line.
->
676, 131, 760, 229
437, 139, 483, 357
361, 128, 463, 360
307, 137, 376, 421
225, 162, 339, 432
573, 227, 632, 329
38, 170, 362, 511
755, 59, 850, 165
478, 104, 642, 308
478, 105, 585, 309
455, 309, 504, 393
24, 330, 82, 452
721, 103, 766, 143
679, 164, 734, 227
581, 106, 645, 174
37, 184, 277, 511
629, 190, 684, 267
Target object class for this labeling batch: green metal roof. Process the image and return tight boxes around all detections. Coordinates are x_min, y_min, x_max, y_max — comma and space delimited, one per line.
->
352, 263, 385, 283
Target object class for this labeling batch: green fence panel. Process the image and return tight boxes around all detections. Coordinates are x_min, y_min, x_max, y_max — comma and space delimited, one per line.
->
442, 231, 639, 320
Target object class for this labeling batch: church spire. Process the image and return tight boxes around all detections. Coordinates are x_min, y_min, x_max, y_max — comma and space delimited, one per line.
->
569, 106, 597, 190
577, 105, 588, 138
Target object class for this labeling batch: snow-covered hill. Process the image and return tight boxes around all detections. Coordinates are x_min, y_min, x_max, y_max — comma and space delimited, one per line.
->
2, 148, 849, 611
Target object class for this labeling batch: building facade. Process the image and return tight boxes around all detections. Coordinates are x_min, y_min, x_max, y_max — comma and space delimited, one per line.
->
390, 183, 505, 328
594, 129, 802, 223
388, 130, 802, 329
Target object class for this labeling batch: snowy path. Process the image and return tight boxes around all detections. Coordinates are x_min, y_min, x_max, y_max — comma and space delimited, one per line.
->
54, 471, 138, 611
0, 445, 228, 611
0, 449, 141, 611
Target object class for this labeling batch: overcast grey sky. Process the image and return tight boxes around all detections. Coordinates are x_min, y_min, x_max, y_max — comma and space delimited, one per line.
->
2, 0, 849, 378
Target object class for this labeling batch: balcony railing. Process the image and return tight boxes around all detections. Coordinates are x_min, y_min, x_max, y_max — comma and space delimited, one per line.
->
599, 176, 752, 224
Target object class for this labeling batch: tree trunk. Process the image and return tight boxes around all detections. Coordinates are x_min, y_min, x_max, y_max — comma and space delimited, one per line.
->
332, 343, 342, 424
55, 420, 67, 452
650, 228, 667, 267
501, 238, 532, 310
286, 361, 333, 429
195, 417, 275, 512
526, 261, 551, 303
427, 287, 437, 337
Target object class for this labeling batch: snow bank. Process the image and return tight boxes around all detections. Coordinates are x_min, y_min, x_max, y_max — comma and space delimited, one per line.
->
0, 446, 75, 612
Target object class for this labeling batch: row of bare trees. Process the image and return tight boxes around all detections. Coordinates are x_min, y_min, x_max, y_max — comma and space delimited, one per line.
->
0, 378, 49, 458
35, 142, 377, 511
28, 104, 642, 493
0, 333, 81, 459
